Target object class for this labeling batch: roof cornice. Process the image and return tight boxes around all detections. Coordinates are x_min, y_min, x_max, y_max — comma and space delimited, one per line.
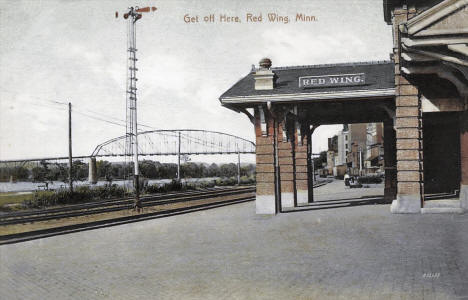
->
271, 61, 392, 71
403, 0, 468, 36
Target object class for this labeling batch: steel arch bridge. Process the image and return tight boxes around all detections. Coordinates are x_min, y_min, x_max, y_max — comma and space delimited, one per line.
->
91, 129, 256, 157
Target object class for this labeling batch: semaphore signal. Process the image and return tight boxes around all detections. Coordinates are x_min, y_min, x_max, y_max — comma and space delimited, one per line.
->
115, 6, 157, 212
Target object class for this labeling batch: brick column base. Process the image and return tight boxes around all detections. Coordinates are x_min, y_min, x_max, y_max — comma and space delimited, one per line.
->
297, 190, 308, 205
460, 110, 468, 210
391, 194, 421, 213
460, 185, 468, 210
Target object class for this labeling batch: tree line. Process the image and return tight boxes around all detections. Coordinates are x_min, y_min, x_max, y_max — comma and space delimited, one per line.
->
0, 160, 256, 182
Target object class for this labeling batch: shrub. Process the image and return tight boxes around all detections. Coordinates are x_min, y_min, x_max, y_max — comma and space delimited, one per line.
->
144, 179, 195, 194
23, 184, 126, 209
240, 175, 256, 185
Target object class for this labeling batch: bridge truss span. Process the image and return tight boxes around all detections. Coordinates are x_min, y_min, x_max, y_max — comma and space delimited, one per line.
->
91, 129, 256, 158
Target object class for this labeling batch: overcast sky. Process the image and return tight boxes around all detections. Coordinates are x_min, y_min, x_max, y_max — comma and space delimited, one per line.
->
0, 0, 393, 163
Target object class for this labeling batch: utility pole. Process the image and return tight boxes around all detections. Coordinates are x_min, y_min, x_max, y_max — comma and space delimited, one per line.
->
359, 146, 363, 175
68, 102, 73, 193
177, 131, 181, 181
237, 149, 241, 185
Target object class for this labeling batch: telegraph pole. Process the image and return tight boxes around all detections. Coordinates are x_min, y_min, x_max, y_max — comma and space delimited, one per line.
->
177, 131, 181, 181
359, 147, 363, 175
237, 149, 241, 185
68, 102, 73, 193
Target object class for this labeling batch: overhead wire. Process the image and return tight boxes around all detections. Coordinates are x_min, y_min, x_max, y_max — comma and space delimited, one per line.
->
1, 89, 158, 130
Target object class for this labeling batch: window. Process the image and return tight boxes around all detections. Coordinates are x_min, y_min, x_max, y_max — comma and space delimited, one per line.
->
258, 106, 267, 136
282, 122, 288, 142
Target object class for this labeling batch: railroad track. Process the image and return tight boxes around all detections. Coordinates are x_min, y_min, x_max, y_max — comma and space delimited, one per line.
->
0, 186, 256, 245
0, 186, 255, 226
0, 193, 255, 245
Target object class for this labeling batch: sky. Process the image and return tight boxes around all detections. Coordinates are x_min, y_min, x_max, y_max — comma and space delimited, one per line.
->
0, 0, 393, 163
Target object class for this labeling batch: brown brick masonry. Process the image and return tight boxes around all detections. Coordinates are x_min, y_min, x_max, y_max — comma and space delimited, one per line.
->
254, 108, 276, 197
395, 117, 419, 128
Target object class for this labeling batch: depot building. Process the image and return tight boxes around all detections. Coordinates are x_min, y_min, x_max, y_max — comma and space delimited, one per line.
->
219, 0, 468, 214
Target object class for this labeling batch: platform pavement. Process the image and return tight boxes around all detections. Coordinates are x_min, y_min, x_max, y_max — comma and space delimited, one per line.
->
1, 195, 467, 299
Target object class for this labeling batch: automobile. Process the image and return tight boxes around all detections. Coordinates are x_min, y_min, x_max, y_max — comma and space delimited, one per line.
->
344, 174, 350, 186
348, 176, 363, 188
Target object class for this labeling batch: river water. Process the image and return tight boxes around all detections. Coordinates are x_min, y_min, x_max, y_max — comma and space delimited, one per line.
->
0, 177, 221, 193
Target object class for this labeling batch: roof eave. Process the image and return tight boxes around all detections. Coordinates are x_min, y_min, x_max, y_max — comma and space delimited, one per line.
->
220, 88, 396, 105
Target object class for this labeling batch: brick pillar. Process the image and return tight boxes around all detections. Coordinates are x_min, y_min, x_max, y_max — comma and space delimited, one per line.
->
391, 80, 423, 213
254, 107, 277, 214
278, 118, 295, 208
384, 120, 397, 202
307, 126, 315, 203
460, 110, 468, 210
390, 6, 423, 213
295, 121, 309, 205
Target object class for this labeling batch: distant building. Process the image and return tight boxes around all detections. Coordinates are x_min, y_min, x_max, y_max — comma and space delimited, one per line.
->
328, 123, 386, 176
326, 150, 336, 175
336, 125, 349, 166
326, 135, 338, 174
365, 123, 384, 172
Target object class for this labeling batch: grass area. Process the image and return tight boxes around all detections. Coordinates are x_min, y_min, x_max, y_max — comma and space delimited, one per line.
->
0, 192, 33, 207
0, 192, 34, 211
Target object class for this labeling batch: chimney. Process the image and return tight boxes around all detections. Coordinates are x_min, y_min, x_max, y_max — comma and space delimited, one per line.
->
254, 58, 275, 90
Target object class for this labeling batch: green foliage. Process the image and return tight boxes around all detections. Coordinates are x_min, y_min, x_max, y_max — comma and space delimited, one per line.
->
219, 163, 237, 177
96, 160, 112, 180
240, 175, 256, 185
142, 175, 254, 195
29, 160, 87, 183
139, 160, 159, 178
0, 160, 256, 184
185, 180, 216, 190
16, 173, 256, 210
144, 179, 187, 194
314, 151, 328, 169
23, 184, 126, 209
215, 175, 256, 186
207, 163, 220, 177
0, 166, 30, 182
72, 160, 88, 181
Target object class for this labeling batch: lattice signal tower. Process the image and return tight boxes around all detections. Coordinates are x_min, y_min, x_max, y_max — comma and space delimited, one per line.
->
116, 6, 157, 210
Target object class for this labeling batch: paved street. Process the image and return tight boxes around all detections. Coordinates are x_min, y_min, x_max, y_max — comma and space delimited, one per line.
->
1, 189, 467, 299
314, 178, 384, 201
